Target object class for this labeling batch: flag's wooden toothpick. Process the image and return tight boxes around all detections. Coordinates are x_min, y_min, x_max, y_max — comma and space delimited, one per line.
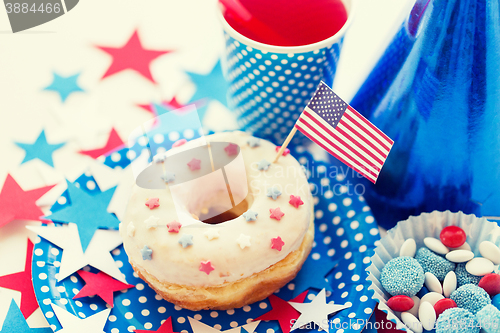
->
274, 127, 297, 163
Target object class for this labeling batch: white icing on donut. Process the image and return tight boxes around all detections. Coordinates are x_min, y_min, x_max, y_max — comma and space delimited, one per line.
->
120, 131, 312, 287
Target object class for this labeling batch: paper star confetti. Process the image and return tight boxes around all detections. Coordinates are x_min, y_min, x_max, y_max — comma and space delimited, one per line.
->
0, 174, 55, 228
236, 234, 251, 249
292, 256, 337, 297
161, 172, 176, 183
257, 159, 271, 171
188, 317, 260, 333
224, 143, 239, 156
185, 60, 229, 106
96, 30, 172, 83
15, 130, 65, 167
269, 207, 284, 221
167, 220, 182, 233
247, 137, 260, 148
0, 300, 52, 333
141, 246, 153, 260
51, 303, 110, 333
78, 128, 124, 159
289, 289, 350, 332
43, 180, 119, 251
43, 72, 84, 102
187, 158, 201, 171
204, 228, 219, 240
289, 195, 304, 208
199, 260, 214, 275
26, 223, 126, 282
144, 216, 159, 229
0, 240, 38, 318
145, 198, 160, 209
178, 234, 194, 248
271, 236, 285, 251
275, 146, 290, 156
242, 210, 258, 222
134, 317, 180, 333
73, 270, 134, 307
255, 290, 308, 333
266, 186, 282, 200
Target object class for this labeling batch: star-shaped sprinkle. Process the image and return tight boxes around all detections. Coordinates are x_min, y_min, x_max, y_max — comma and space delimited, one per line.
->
187, 158, 201, 171
172, 139, 187, 147
43, 180, 119, 252
289, 195, 304, 208
144, 216, 160, 229
271, 236, 285, 251
135, 317, 180, 333
0, 300, 52, 333
267, 186, 282, 200
43, 72, 84, 102
224, 143, 239, 156
51, 303, 111, 333
127, 222, 136, 237
242, 209, 258, 222
289, 289, 350, 332
257, 159, 271, 171
254, 291, 308, 333
141, 246, 153, 260
276, 146, 290, 156
161, 171, 176, 183
189, 317, 260, 333
204, 229, 220, 240
95, 30, 172, 83
247, 137, 261, 148
292, 257, 337, 297
167, 220, 182, 233
153, 153, 166, 163
199, 260, 215, 275
78, 128, 124, 159
270, 207, 284, 221
145, 197, 160, 209
178, 234, 194, 248
237, 234, 251, 249
185, 60, 229, 106
15, 130, 65, 167
0, 240, 38, 318
73, 270, 134, 307
0, 174, 55, 228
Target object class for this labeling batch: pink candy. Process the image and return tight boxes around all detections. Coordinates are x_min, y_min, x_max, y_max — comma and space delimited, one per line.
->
387, 295, 414, 312
478, 273, 500, 297
433, 298, 457, 317
440, 226, 466, 248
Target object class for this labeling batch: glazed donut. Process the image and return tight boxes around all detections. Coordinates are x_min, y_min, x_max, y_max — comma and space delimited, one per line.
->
120, 131, 314, 311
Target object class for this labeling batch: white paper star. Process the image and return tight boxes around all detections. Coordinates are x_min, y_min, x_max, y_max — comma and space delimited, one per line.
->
144, 216, 159, 229
27, 223, 126, 283
289, 289, 350, 333
51, 303, 110, 333
204, 229, 220, 240
236, 234, 251, 249
188, 317, 260, 333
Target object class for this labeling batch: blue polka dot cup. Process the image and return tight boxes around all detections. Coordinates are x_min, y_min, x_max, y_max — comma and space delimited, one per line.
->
218, 0, 355, 145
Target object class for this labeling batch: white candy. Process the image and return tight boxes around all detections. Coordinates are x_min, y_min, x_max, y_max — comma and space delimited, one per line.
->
479, 241, 500, 265
408, 296, 420, 318
418, 301, 436, 331
424, 237, 449, 255
445, 249, 474, 263
424, 272, 443, 294
453, 242, 471, 251
400, 238, 417, 257
420, 292, 444, 306
401, 312, 423, 333
443, 271, 457, 298
466, 257, 494, 276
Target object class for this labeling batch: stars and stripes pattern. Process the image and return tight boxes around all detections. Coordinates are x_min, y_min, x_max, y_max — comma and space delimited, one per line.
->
295, 82, 393, 183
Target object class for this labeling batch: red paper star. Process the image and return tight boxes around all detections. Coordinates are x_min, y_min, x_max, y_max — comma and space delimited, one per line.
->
96, 30, 172, 83
199, 260, 215, 275
255, 290, 308, 333
73, 270, 134, 307
224, 143, 239, 156
289, 195, 304, 208
271, 236, 285, 251
269, 207, 284, 221
0, 239, 38, 318
167, 220, 182, 233
145, 198, 160, 209
275, 146, 290, 156
172, 139, 187, 147
0, 174, 55, 228
135, 317, 180, 333
78, 128, 124, 159
187, 158, 201, 171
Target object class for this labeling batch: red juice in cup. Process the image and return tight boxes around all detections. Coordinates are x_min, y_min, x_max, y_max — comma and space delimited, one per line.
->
222, 0, 348, 47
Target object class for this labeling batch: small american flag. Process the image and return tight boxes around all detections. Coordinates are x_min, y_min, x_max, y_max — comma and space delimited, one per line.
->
295, 82, 393, 183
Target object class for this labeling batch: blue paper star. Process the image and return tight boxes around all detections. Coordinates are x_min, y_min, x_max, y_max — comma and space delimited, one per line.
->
43, 72, 84, 102
292, 256, 338, 296
185, 60, 229, 107
242, 210, 258, 221
140, 246, 153, 260
44, 180, 119, 252
178, 234, 194, 248
0, 299, 52, 333
267, 186, 282, 200
15, 130, 65, 167
161, 172, 176, 183
257, 159, 271, 171
247, 137, 261, 148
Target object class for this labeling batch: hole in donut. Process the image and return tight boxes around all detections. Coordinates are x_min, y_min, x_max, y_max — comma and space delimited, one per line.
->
199, 194, 252, 224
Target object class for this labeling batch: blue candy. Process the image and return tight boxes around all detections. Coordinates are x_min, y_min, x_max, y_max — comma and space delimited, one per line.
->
435, 308, 480, 333
380, 256, 425, 297
417, 286, 430, 299
493, 294, 500, 311
476, 304, 500, 333
450, 284, 491, 315
455, 263, 482, 287
415, 247, 455, 281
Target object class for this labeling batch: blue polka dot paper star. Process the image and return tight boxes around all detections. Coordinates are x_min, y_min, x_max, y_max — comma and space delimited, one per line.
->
141, 246, 153, 260
185, 60, 229, 107
43, 179, 119, 252
292, 255, 338, 297
267, 186, 282, 200
43, 72, 85, 102
15, 130, 65, 167
0, 299, 52, 333
179, 234, 194, 248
